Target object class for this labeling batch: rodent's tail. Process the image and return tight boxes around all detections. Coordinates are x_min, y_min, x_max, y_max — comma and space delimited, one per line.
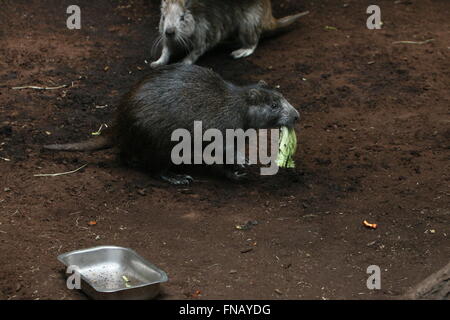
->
264, 11, 309, 36
44, 135, 112, 152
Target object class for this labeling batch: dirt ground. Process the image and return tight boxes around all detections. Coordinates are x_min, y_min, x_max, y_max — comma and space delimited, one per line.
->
0, 0, 449, 300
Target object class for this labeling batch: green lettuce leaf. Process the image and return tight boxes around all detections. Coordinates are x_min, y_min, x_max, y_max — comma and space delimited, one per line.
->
276, 126, 297, 168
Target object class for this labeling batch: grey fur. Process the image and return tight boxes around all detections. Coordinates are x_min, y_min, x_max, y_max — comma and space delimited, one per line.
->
151, 0, 309, 67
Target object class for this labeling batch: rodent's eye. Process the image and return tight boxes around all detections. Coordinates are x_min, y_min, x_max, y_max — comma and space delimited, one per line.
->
180, 14, 185, 21
271, 103, 279, 109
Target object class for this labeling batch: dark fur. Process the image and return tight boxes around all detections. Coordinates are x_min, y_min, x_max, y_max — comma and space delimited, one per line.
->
45, 64, 299, 178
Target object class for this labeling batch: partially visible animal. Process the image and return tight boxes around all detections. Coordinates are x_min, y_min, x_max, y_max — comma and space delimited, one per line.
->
151, 0, 309, 67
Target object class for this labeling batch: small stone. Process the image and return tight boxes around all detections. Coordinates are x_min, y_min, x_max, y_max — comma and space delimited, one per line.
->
136, 189, 146, 196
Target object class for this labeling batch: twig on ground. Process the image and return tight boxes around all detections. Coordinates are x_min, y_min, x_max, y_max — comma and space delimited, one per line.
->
392, 39, 435, 45
34, 164, 88, 177
92, 124, 108, 136
12, 84, 68, 90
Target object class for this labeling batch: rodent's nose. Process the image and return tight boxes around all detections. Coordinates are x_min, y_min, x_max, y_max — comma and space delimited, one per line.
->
165, 28, 176, 37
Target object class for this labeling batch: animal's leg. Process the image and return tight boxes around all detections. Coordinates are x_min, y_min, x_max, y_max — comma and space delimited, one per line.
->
160, 172, 194, 185
151, 45, 171, 68
231, 24, 260, 59
209, 165, 248, 182
231, 45, 258, 59
210, 144, 249, 181
225, 139, 250, 168
235, 149, 250, 168
181, 35, 209, 65
182, 46, 206, 65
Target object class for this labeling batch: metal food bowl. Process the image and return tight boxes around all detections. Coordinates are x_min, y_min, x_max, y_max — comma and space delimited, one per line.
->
58, 246, 168, 300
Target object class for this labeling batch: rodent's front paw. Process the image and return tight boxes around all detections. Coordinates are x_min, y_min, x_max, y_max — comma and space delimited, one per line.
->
160, 174, 194, 185
182, 58, 194, 65
226, 170, 248, 182
150, 61, 164, 68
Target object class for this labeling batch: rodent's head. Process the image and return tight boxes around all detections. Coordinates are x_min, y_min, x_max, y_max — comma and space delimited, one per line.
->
245, 81, 300, 130
159, 0, 195, 40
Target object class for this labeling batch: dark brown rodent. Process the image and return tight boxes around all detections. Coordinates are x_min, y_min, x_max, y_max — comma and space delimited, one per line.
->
44, 64, 300, 184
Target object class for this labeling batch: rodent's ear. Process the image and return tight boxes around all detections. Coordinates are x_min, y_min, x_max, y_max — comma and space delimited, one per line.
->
247, 88, 261, 103
258, 80, 269, 88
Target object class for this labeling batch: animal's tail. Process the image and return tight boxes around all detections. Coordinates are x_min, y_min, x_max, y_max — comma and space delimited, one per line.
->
264, 11, 309, 36
44, 135, 112, 152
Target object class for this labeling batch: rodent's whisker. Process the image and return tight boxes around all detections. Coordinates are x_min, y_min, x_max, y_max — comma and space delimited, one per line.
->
176, 34, 191, 53
151, 35, 163, 58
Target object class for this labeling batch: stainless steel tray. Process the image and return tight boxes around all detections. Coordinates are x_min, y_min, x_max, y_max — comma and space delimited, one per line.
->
58, 246, 168, 300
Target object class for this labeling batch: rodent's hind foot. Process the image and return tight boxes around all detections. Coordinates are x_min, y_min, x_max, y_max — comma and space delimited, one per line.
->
231, 46, 257, 59
160, 173, 194, 185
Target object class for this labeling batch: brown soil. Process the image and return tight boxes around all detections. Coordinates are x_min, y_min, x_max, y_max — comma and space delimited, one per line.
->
0, 0, 449, 300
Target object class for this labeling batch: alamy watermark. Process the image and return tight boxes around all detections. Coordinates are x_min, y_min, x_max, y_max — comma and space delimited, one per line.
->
66, 265, 81, 290
171, 121, 281, 176
67, 5, 382, 31
66, 5, 81, 30
367, 5, 382, 30
366, 265, 381, 290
